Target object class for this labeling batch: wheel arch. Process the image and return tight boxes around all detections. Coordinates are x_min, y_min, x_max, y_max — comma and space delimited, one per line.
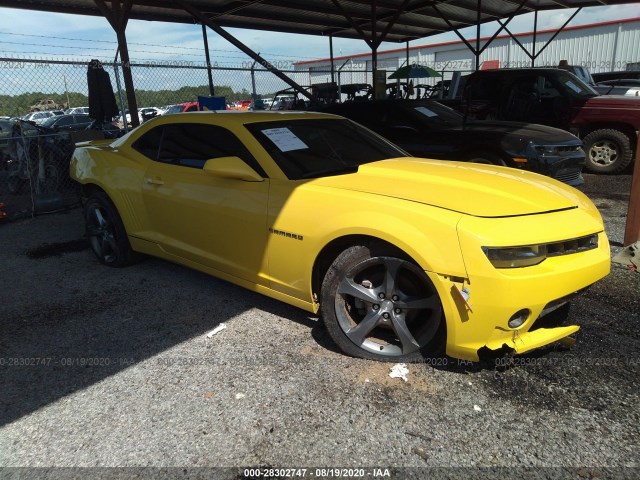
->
311, 234, 448, 302
79, 183, 112, 205
579, 122, 637, 144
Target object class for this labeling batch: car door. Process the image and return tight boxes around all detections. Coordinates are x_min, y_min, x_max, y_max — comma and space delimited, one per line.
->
73, 114, 92, 130
54, 116, 75, 130
137, 122, 270, 285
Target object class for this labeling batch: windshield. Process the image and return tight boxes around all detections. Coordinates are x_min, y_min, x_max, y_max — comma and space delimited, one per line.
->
402, 101, 463, 128
164, 105, 185, 115
246, 118, 407, 180
555, 71, 598, 98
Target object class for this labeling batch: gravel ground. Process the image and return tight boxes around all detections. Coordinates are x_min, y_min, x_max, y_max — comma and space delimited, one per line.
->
0, 173, 638, 479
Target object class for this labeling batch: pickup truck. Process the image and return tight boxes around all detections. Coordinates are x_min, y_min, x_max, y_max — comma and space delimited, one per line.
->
451, 68, 640, 173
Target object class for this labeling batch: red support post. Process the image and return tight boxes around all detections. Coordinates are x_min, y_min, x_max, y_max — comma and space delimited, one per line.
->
623, 142, 640, 246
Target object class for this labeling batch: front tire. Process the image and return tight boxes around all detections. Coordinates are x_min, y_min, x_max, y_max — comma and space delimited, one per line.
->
321, 244, 445, 362
84, 192, 137, 267
583, 129, 633, 173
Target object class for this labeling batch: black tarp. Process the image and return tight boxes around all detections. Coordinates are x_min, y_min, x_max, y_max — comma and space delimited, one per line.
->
87, 59, 119, 124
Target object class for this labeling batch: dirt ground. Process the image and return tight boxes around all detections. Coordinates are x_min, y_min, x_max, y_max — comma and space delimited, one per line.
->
0, 173, 638, 479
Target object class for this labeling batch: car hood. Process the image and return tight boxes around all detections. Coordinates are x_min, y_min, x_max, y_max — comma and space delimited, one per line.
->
457, 121, 579, 143
311, 158, 580, 218
581, 95, 640, 109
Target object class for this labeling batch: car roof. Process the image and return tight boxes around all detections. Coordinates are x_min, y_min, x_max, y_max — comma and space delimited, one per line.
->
156, 111, 340, 125
471, 68, 571, 75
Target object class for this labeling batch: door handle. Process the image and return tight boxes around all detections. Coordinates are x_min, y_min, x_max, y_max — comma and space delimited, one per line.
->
145, 177, 164, 185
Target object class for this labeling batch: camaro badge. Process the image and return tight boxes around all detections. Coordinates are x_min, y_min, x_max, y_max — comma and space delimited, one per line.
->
269, 228, 303, 241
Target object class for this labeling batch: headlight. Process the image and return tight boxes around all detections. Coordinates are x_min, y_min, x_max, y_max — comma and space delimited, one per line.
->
534, 145, 558, 156
482, 234, 599, 269
482, 245, 547, 268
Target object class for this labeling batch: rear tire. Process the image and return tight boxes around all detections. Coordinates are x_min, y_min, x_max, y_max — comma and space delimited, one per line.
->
84, 192, 138, 267
321, 243, 445, 362
583, 129, 633, 173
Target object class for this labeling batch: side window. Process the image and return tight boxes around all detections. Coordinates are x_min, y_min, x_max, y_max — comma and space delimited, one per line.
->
467, 75, 501, 102
510, 76, 539, 98
157, 123, 266, 175
57, 116, 73, 126
185, 104, 198, 112
131, 125, 163, 160
540, 75, 561, 99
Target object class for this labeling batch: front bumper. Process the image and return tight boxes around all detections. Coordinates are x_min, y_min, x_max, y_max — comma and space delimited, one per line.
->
430, 208, 610, 362
526, 144, 586, 187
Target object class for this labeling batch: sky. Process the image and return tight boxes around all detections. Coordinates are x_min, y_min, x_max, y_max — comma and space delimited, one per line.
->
0, 3, 638, 100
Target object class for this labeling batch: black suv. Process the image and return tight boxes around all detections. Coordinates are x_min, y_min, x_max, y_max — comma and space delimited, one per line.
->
321, 99, 585, 186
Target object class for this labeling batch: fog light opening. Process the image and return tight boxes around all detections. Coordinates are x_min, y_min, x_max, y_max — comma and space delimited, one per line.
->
508, 309, 530, 329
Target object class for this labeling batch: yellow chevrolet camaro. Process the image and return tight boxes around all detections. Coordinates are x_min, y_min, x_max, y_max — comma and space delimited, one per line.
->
70, 111, 610, 362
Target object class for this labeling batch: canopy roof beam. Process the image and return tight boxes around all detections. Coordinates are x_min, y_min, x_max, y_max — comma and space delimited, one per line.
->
94, 0, 139, 127
177, 0, 312, 99
496, 6, 581, 65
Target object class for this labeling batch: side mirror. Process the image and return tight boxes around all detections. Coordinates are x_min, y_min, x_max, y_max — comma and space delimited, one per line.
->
203, 156, 264, 182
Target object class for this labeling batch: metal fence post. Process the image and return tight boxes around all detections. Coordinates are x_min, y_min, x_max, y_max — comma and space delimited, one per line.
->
113, 53, 128, 134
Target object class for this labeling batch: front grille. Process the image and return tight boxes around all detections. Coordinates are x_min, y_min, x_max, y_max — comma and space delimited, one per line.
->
555, 145, 583, 154
554, 169, 583, 184
534, 145, 582, 155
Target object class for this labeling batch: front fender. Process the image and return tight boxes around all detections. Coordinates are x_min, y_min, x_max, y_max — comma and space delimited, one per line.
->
266, 181, 466, 303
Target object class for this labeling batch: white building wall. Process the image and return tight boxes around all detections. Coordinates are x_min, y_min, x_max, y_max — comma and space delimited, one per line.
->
294, 19, 640, 81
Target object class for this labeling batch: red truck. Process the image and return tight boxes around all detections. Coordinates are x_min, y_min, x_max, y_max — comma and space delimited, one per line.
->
453, 68, 640, 173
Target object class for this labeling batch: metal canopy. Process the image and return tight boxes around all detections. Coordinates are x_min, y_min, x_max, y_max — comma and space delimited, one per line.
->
1, 0, 637, 43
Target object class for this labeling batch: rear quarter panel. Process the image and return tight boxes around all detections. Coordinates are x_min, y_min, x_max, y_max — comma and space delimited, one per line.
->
70, 145, 148, 236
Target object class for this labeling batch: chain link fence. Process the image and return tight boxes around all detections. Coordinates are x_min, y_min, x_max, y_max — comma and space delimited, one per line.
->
0, 57, 373, 220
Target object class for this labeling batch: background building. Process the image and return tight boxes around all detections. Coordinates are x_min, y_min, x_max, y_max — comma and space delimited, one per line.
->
294, 17, 640, 88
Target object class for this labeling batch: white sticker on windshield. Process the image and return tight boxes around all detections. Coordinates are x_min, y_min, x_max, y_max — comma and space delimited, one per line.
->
565, 80, 582, 93
414, 106, 438, 118
262, 127, 309, 152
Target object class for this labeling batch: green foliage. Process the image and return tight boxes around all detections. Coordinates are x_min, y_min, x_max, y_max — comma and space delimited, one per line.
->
0, 92, 81, 117
0, 84, 252, 116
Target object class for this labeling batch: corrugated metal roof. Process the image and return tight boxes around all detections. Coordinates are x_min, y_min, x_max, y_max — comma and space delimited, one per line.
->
0, 0, 637, 43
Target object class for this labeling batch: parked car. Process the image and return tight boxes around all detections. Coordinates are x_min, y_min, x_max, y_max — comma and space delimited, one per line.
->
592, 70, 640, 83
0, 118, 17, 163
452, 68, 640, 173
65, 107, 90, 115
162, 102, 200, 115
4, 119, 74, 195
596, 78, 640, 89
40, 113, 92, 131
320, 99, 585, 186
70, 111, 609, 362
140, 107, 161, 122
22, 111, 56, 125
86, 119, 123, 139
594, 79, 640, 97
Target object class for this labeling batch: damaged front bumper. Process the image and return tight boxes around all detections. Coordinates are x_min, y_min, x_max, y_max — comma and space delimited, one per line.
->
431, 209, 610, 362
